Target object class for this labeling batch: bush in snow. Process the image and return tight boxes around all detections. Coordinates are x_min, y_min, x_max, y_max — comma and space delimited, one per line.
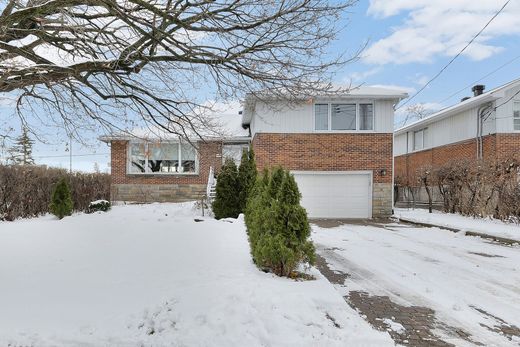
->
0, 164, 110, 221
245, 166, 315, 277
50, 178, 73, 219
88, 200, 111, 213
237, 146, 257, 212
212, 158, 241, 220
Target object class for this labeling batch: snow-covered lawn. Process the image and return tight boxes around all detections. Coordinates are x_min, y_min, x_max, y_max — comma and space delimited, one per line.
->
313, 221, 520, 346
395, 207, 520, 242
0, 203, 392, 346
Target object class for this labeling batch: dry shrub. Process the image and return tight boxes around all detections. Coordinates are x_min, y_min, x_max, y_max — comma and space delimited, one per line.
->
411, 158, 520, 222
0, 164, 110, 221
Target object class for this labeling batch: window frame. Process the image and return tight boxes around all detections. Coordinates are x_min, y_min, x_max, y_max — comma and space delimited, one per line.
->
313, 101, 375, 132
513, 101, 520, 131
126, 141, 199, 175
413, 128, 426, 151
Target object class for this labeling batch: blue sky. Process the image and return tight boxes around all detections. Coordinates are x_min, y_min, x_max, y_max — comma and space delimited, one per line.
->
1, 0, 519, 172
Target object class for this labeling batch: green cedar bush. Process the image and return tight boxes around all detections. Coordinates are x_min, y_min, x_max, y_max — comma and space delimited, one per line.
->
49, 178, 73, 219
237, 146, 257, 212
212, 158, 241, 219
245, 167, 315, 277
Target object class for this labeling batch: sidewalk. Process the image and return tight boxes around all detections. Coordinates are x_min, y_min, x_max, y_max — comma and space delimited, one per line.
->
394, 208, 520, 245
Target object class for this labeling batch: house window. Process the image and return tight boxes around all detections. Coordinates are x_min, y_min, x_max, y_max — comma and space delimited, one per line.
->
514, 102, 520, 131
314, 102, 374, 131
222, 144, 249, 165
128, 142, 198, 174
359, 104, 374, 130
331, 104, 356, 130
413, 129, 426, 151
314, 104, 329, 130
129, 143, 146, 173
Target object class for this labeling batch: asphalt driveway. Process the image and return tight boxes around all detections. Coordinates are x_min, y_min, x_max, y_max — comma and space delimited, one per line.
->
311, 219, 520, 347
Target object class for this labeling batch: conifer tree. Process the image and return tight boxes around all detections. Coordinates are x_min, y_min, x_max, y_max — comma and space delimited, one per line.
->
50, 178, 73, 219
8, 127, 35, 165
238, 147, 257, 212
212, 159, 241, 219
245, 167, 315, 277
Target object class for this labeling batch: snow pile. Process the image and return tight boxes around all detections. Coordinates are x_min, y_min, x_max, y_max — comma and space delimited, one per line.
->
394, 208, 520, 242
0, 203, 391, 346
381, 318, 405, 334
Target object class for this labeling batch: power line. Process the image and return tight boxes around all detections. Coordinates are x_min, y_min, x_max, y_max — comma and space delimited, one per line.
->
435, 54, 520, 105
0, 153, 110, 160
396, 0, 511, 111
34, 153, 110, 159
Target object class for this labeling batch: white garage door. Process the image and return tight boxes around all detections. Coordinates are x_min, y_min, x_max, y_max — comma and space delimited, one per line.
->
293, 172, 372, 219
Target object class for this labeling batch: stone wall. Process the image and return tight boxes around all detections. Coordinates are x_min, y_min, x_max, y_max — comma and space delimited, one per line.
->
373, 183, 392, 217
112, 184, 206, 203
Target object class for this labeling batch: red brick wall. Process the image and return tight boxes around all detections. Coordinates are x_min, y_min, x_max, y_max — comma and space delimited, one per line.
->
252, 133, 393, 183
110, 140, 222, 185
496, 133, 520, 161
394, 134, 503, 186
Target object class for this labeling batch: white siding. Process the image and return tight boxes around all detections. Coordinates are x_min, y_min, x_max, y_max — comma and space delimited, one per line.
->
393, 133, 407, 156
496, 85, 520, 133
394, 82, 520, 156
395, 106, 481, 155
249, 99, 396, 136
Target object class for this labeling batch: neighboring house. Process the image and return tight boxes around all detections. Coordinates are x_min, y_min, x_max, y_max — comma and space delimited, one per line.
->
241, 87, 407, 219
394, 79, 520, 191
101, 87, 407, 219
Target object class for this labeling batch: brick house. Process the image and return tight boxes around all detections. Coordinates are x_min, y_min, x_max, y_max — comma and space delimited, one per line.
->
101, 87, 407, 218
394, 79, 520, 203
100, 131, 250, 203
242, 87, 407, 218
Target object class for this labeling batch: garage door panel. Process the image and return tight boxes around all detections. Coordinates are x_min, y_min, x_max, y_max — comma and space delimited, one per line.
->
293, 172, 371, 219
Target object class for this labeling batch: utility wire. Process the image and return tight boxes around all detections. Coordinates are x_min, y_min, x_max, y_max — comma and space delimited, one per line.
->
435, 54, 520, 105
0, 153, 110, 160
396, 0, 511, 111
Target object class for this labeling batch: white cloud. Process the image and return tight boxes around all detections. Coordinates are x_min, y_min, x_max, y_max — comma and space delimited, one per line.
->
345, 67, 382, 83
364, 0, 520, 65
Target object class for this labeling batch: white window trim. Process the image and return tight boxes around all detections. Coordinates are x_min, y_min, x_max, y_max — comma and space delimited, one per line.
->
513, 101, 520, 132
313, 102, 375, 133
126, 141, 199, 175
412, 128, 426, 152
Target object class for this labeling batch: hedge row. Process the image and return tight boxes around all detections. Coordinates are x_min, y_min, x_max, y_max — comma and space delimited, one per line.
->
0, 164, 110, 221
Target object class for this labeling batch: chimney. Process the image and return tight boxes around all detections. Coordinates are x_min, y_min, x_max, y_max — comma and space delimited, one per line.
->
472, 85, 485, 97
461, 96, 471, 102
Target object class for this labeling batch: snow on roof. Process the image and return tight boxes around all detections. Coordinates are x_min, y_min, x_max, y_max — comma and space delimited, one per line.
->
395, 78, 520, 135
99, 101, 249, 143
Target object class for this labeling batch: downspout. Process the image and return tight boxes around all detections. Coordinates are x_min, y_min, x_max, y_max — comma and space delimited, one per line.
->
477, 103, 493, 159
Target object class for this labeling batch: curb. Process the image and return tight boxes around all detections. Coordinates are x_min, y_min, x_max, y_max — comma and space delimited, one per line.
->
396, 217, 520, 246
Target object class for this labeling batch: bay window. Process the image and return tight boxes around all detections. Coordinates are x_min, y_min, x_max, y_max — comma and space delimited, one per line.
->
314, 102, 374, 131
128, 142, 198, 174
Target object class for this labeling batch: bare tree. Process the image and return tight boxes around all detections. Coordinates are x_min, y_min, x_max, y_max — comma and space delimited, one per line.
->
0, 0, 357, 140
399, 104, 435, 127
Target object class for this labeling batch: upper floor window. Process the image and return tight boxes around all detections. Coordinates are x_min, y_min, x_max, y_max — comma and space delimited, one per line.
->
128, 141, 197, 174
314, 103, 374, 131
413, 128, 427, 151
514, 101, 520, 131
